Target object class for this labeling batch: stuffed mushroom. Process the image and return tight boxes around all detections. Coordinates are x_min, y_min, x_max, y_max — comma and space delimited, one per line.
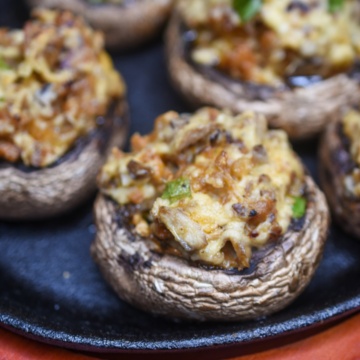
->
92, 108, 329, 321
0, 9, 128, 220
319, 107, 360, 238
166, 0, 360, 140
25, 0, 174, 49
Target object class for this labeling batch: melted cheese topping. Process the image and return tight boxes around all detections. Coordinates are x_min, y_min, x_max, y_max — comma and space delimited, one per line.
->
0, 9, 125, 167
99, 108, 305, 270
179, 0, 360, 85
342, 109, 360, 197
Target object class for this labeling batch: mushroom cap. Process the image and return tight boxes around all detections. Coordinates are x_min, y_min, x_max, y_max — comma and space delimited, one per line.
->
26, 0, 173, 49
0, 100, 128, 220
92, 175, 329, 321
319, 116, 360, 238
165, 12, 360, 140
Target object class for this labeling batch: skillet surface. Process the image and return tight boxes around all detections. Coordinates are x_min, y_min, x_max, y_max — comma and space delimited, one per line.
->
0, 0, 359, 356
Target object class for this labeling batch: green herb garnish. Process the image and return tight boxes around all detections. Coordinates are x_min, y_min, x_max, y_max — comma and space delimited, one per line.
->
233, 0, 344, 22
328, 0, 344, 12
292, 196, 307, 219
233, 0, 262, 22
161, 178, 191, 203
0, 58, 9, 70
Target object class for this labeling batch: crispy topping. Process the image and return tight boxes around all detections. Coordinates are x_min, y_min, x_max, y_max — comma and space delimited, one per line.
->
179, 0, 360, 86
99, 108, 305, 269
0, 9, 125, 167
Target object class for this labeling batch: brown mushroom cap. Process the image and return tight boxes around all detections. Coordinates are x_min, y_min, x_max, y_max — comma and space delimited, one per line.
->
319, 115, 360, 238
0, 100, 128, 220
26, 0, 173, 49
165, 12, 360, 140
92, 175, 329, 321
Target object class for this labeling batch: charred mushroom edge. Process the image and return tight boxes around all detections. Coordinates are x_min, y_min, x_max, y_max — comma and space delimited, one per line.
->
165, 12, 360, 140
0, 99, 128, 220
26, 0, 173, 49
319, 114, 360, 238
91, 175, 329, 321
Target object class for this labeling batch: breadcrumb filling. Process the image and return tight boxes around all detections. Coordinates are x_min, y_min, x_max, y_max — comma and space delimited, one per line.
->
0, 9, 125, 167
179, 0, 360, 86
99, 108, 305, 270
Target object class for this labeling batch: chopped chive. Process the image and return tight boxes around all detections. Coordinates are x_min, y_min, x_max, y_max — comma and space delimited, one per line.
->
328, 0, 344, 12
292, 197, 307, 219
0, 58, 10, 70
233, 0, 262, 22
161, 178, 191, 203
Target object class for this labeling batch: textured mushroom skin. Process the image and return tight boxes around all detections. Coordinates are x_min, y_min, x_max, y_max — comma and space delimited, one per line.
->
319, 118, 360, 238
0, 100, 128, 220
26, 0, 173, 49
92, 175, 329, 321
165, 13, 360, 140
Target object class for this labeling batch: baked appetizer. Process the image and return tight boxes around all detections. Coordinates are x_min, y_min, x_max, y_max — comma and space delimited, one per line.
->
166, 0, 360, 139
319, 107, 360, 238
92, 108, 329, 321
0, 9, 127, 220
25, 0, 174, 49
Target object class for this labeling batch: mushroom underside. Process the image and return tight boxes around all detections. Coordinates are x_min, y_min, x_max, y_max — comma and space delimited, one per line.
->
165, 14, 360, 140
319, 119, 360, 238
0, 100, 128, 220
26, 0, 173, 49
92, 175, 329, 321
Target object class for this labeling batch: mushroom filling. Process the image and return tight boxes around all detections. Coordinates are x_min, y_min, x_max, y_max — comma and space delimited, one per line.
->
342, 109, 360, 197
0, 9, 125, 167
179, 0, 360, 86
99, 108, 306, 270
